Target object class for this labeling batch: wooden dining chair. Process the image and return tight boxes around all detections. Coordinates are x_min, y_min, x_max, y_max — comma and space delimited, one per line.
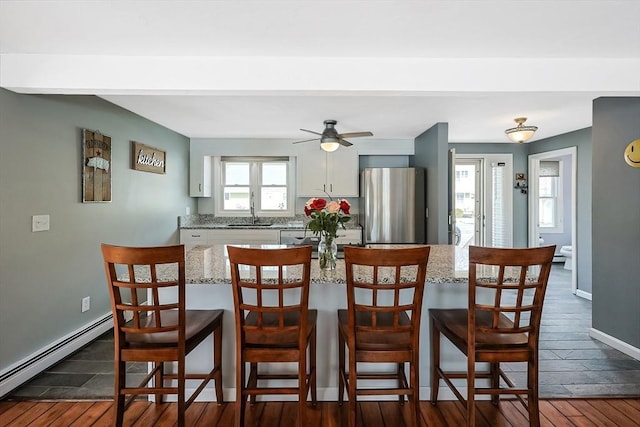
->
429, 245, 556, 427
101, 244, 224, 427
338, 245, 430, 427
227, 245, 317, 427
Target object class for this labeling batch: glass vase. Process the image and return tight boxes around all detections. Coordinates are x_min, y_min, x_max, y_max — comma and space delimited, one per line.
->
318, 234, 338, 270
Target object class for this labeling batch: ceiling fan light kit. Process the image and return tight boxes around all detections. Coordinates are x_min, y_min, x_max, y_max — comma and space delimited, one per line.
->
293, 119, 373, 152
505, 117, 538, 143
320, 137, 340, 152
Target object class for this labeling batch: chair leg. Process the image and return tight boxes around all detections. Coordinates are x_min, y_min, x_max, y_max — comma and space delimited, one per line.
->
467, 356, 476, 427
430, 317, 440, 404
338, 330, 345, 405
490, 362, 499, 405
235, 358, 245, 427
348, 353, 357, 427
177, 359, 186, 427
398, 363, 405, 404
249, 362, 258, 405
310, 327, 317, 405
154, 361, 163, 403
214, 324, 224, 404
411, 355, 420, 427
528, 357, 540, 427
298, 348, 307, 427
113, 359, 125, 427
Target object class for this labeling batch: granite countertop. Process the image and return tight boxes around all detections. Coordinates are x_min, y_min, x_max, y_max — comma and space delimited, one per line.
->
178, 214, 362, 230
129, 244, 528, 285
179, 244, 475, 284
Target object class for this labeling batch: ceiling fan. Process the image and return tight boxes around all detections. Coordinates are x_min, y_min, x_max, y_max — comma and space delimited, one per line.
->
293, 119, 373, 152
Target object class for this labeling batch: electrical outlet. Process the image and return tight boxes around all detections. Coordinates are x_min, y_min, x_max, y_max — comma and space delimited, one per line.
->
81, 296, 90, 312
32, 215, 50, 232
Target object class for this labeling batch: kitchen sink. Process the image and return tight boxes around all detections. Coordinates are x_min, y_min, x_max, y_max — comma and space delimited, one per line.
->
226, 223, 273, 227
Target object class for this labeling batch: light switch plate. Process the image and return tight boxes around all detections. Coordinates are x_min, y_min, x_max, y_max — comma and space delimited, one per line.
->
32, 215, 50, 232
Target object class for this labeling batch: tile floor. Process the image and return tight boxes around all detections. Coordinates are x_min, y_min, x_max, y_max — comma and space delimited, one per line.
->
4, 265, 640, 400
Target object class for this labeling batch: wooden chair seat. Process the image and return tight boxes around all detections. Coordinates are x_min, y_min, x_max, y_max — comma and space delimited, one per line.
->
337, 309, 412, 350
430, 309, 529, 350
429, 245, 555, 427
338, 245, 430, 427
124, 309, 223, 348
245, 310, 318, 346
101, 243, 224, 427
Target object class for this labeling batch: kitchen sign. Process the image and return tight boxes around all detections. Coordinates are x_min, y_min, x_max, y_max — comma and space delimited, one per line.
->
132, 141, 166, 174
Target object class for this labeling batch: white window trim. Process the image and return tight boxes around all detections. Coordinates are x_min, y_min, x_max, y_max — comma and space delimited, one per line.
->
212, 156, 295, 217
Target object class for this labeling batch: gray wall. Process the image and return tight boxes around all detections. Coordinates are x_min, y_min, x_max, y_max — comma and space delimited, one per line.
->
449, 142, 529, 248
592, 97, 640, 348
413, 123, 449, 244
529, 128, 593, 294
0, 89, 194, 372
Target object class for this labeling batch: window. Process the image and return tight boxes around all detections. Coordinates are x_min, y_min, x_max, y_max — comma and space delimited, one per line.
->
538, 176, 562, 231
217, 157, 293, 216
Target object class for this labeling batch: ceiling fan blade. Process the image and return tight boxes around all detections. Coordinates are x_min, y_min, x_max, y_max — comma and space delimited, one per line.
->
338, 131, 373, 138
300, 128, 323, 136
292, 137, 321, 144
338, 138, 353, 147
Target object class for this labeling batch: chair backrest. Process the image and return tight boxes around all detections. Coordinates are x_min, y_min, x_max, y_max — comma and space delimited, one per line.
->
343, 246, 430, 346
101, 244, 186, 347
468, 245, 556, 346
227, 245, 312, 347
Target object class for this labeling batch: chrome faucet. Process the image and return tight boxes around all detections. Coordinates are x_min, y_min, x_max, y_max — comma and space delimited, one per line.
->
250, 192, 256, 224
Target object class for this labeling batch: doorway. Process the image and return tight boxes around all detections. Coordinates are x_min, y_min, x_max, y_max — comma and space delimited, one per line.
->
528, 147, 579, 297
454, 154, 513, 248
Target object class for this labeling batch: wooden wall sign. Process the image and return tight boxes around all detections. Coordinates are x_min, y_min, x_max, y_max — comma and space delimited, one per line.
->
82, 129, 112, 202
132, 141, 166, 174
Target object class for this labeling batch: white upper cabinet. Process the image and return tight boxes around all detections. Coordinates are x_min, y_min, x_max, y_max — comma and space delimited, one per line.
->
296, 144, 359, 197
189, 155, 211, 197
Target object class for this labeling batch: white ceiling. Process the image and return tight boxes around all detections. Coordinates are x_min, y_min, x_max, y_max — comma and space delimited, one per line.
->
1, 1, 639, 143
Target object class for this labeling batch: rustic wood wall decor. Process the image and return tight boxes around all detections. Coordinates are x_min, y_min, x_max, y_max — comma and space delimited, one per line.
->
131, 141, 166, 174
82, 129, 112, 202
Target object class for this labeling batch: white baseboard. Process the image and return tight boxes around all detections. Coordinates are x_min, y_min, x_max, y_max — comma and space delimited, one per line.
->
590, 328, 640, 361
575, 289, 592, 301
0, 312, 113, 398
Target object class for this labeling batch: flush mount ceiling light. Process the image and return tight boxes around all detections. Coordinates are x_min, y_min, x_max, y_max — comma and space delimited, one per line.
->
505, 117, 538, 143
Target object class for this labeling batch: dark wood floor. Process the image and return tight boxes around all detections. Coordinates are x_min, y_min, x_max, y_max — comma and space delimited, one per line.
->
1, 399, 640, 427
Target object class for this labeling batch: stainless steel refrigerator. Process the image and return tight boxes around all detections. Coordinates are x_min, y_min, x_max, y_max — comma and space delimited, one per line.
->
360, 167, 426, 244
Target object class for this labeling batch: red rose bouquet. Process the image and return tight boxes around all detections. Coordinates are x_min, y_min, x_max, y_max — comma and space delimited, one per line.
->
304, 197, 351, 238
304, 197, 351, 270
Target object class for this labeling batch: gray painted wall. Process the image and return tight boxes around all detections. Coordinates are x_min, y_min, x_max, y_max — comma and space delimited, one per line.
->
0, 89, 194, 372
529, 128, 593, 294
413, 123, 449, 244
592, 97, 640, 348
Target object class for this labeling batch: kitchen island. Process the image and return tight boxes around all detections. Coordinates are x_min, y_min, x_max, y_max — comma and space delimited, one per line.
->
153, 244, 503, 402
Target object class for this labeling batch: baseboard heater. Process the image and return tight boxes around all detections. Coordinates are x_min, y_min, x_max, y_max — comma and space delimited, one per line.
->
0, 312, 113, 398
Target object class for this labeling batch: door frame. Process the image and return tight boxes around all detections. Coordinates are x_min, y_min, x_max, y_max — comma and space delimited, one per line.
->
528, 147, 578, 296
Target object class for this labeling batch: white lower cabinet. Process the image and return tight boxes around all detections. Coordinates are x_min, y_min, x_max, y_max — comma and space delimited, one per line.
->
335, 229, 363, 245
180, 229, 210, 245
208, 229, 280, 245
180, 229, 280, 245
